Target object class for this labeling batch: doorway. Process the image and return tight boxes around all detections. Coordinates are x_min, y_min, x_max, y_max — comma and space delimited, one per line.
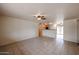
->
57, 25, 63, 40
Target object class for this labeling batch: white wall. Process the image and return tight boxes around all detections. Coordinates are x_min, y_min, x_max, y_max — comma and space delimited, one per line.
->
0, 16, 38, 46
64, 19, 77, 43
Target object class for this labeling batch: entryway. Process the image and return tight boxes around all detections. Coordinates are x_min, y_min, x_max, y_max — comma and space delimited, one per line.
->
57, 25, 63, 40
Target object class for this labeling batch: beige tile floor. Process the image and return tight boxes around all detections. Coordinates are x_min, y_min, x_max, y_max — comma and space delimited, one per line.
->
0, 36, 79, 55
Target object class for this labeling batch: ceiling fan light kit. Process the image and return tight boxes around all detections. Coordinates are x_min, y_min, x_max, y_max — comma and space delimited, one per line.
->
34, 13, 46, 20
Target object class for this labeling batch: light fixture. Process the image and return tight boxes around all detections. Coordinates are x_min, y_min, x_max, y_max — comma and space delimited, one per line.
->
34, 13, 46, 20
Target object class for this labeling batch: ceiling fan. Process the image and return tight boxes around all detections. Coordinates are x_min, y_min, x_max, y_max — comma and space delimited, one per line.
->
34, 12, 46, 21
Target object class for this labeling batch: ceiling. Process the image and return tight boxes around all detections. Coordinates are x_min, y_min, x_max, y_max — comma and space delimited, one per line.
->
0, 3, 79, 24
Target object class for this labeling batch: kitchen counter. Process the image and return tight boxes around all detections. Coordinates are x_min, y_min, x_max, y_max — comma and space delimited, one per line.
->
42, 29, 57, 38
